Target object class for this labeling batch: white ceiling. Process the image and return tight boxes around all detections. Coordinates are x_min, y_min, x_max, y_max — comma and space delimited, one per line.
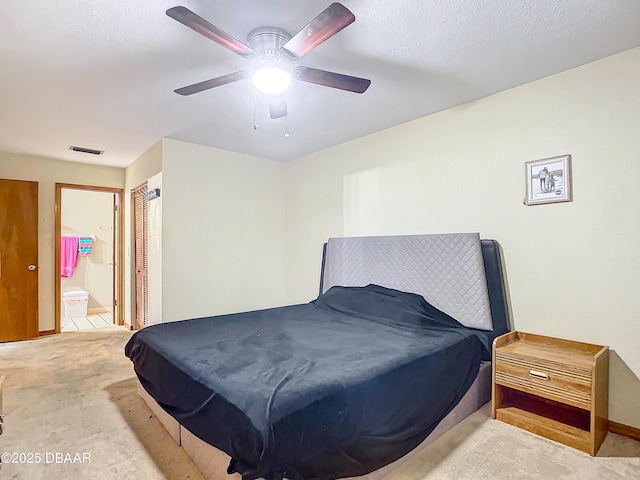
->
2, 1, 640, 168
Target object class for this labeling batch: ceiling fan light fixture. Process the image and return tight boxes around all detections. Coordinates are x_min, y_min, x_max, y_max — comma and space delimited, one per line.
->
251, 67, 291, 95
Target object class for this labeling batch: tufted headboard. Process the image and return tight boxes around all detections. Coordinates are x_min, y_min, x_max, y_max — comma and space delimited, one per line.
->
319, 233, 510, 337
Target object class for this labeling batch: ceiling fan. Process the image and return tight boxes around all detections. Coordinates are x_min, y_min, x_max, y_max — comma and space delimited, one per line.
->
166, 3, 371, 119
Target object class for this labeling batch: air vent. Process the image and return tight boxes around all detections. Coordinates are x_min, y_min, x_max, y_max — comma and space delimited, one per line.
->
69, 145, 104, 155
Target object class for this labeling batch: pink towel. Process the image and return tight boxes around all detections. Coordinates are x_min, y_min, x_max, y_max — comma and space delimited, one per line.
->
60, 236, 79, 278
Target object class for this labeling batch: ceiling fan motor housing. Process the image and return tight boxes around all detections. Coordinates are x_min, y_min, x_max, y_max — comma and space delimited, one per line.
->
248, 27, 293, 59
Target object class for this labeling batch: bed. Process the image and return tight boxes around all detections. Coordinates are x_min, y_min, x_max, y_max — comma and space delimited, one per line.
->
125, 233, 510, 480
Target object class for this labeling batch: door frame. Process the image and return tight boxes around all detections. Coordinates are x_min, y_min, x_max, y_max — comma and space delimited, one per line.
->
54, 183, 124, 333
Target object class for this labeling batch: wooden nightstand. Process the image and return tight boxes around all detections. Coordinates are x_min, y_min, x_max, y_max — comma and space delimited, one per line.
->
492, 332, 609, 456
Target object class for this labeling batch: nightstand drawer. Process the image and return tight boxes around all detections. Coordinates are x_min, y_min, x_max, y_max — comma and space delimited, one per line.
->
495, 351, 592, 409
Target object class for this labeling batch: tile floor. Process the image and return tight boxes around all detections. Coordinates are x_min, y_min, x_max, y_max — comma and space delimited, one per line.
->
61, 312, 114, 331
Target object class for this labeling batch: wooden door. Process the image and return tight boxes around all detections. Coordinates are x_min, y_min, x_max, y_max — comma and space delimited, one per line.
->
0, 179, 39, 342
133, 185, 149, 329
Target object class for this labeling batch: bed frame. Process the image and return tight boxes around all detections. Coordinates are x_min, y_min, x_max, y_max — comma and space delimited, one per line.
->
136, 234, 511, 479
137, 362, 493, 480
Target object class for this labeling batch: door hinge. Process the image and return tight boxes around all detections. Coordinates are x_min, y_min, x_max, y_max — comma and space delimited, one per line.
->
114, 205, 119, 212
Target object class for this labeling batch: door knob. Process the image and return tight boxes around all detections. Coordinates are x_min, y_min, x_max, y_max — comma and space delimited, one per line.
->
28, 264, 37, 271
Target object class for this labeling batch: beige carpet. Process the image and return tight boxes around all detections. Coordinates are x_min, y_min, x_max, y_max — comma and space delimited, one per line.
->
1, 328, 639, 479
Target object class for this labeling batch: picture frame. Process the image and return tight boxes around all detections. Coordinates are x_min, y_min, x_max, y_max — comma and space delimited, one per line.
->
524, 154, 572, 206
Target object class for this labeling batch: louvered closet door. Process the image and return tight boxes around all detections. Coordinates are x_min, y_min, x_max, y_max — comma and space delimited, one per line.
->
133, 185, 149, 329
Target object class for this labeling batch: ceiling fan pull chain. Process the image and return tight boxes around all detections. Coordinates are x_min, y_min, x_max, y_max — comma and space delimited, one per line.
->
253, 87, 258, 130
284, 90, 290, 138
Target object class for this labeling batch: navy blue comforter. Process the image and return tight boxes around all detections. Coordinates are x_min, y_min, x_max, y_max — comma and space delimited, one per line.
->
125, 285, 487, 480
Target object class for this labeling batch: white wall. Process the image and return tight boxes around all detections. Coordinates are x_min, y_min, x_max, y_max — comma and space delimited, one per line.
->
147, 172, 162, 326
284, 47, 640, 428
61, 189, 114, 311
161, 139, 286, 321
0, 151, 124, 331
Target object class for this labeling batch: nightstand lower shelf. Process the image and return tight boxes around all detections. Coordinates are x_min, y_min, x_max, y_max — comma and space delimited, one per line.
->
496, 407, 591, 453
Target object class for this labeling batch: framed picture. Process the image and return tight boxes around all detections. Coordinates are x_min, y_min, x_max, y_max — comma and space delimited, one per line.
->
524, 154, 572, 205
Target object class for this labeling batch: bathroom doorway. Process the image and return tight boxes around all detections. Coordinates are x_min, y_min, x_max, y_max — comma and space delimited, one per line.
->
54, 184, 124, 333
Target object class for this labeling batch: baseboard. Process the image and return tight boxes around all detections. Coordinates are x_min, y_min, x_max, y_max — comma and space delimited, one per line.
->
609, 420, 640, 442
39, 329, 56, 336
123, 321, 134, 331
87, 307, 112, 315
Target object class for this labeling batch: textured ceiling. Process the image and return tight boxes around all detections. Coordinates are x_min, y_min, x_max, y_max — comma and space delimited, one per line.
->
1, 0, 640, 167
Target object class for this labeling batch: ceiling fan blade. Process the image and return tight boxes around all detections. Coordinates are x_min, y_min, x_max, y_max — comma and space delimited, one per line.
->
174, 71, 248, 96
282, 3, 355, 59
269, 99, 287, 119
295, 67, 371, 93
167, 6, 256, 58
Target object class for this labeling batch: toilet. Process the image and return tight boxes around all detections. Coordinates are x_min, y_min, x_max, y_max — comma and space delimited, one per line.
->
62, 288, 89, 318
